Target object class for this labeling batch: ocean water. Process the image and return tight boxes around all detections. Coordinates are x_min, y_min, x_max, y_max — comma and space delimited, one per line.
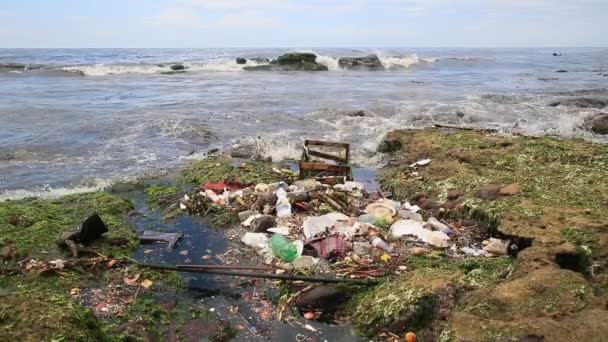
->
1, 47, 607, 198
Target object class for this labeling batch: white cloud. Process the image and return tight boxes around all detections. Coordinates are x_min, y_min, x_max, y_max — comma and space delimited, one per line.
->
143, 7, 203, 29
215, 11, 282, 29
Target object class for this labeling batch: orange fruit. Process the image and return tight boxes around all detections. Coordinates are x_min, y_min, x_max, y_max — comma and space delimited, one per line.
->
405, 332, 417, 342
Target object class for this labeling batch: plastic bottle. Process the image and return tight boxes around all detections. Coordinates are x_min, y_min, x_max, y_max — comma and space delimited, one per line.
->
427, 217, 452, 235
275, 182, 292, 217
205, 190, 221, 204
370, 236, 394, 253
269, 234, 298, 262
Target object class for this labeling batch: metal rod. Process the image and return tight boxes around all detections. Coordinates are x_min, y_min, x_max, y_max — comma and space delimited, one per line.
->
176, 264, 275, 271
138, 263, 376, 284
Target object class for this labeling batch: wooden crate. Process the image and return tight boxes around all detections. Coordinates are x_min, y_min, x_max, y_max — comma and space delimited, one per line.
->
299, 140, 353, 183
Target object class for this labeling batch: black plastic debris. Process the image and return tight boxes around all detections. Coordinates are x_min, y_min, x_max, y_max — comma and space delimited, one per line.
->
139, 230, 184, 250
77, 213, 108, 245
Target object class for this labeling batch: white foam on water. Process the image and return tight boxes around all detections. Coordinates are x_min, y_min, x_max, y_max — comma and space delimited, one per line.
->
315, 55, 341, 71
376, 52, 437, 69
0, 178, 114, 201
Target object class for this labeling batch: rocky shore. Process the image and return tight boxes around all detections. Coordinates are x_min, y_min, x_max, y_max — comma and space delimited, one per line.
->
2, 128, 608, 341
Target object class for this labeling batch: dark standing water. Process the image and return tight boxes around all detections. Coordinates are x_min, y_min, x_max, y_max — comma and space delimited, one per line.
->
1, 47, 607, 198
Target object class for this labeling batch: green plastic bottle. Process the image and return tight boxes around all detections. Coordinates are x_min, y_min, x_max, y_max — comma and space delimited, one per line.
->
269, 234, 298, 262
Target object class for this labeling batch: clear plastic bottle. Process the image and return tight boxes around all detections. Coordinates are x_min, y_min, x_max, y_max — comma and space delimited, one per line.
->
370, 236, 394, 253
269, 234, 298, 262
275, 183, 292, 217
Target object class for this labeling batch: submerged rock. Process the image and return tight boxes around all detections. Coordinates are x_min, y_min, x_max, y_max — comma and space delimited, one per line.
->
296, 285, 349, 312
549, 98, 608, 109
170, 64, 186, 71
338, 55, 385, 70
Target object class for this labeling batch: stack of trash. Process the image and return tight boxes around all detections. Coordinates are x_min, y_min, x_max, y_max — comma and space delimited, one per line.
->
178, 175, 511, 273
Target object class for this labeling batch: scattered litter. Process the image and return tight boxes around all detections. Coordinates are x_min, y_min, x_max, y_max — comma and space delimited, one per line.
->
270, 234, 298, 262
483, 238, 510, 255
371, 237, 394, 253
390, 220, 451, 248
140, 279, 153, 289
426, 217, 452, 235
139, 231, 184, 250
267, 226, 290, 235
123, 273, 141, 286
241, 232, 269, 249
304, 234, 351, 260
410, 158, 432, 167
403, 202, 421, 213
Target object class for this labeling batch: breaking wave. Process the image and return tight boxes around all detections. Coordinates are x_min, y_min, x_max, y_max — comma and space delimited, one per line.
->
2, 53, 445, 76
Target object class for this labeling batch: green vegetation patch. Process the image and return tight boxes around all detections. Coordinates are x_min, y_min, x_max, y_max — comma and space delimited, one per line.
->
181, 156, 284, 186
349, 271, 457, 336
0, 192, 137, 258
0, 291, 107, 342
378, 128, 608, 242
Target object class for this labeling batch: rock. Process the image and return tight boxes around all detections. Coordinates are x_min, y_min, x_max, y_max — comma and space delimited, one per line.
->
230, 143, 255, 159
447, 191, 463, 200
235, 57, 247, 64
238, 210, 258, 222
553, 53, 562, 56
477, 184, 502, 201
483, 238, 509, 255
549, 98, 607, 109
411, 247, 430, 256
244, 53, 328, 72
377, 137, 402, 153
398, 210, 423, 222
251, 215, 276, 233
277, 52, 317, 65
585, 113, 608, 134
338, 55, 384, 70
296, 286, 349, 312
344, 110, 367, 117
500, 183, 521, 196
170, 64, 186, 71
555, 69, 568, 73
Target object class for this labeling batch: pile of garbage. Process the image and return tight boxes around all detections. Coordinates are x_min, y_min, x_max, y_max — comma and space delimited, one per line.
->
177, 172, 512, 275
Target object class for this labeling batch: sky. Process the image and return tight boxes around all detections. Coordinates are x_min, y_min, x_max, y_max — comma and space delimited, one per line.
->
0, 0, 607, 48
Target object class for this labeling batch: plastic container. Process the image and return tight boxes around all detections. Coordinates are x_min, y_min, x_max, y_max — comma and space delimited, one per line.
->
269, 234, 298, 262
370, 237, 394, 253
